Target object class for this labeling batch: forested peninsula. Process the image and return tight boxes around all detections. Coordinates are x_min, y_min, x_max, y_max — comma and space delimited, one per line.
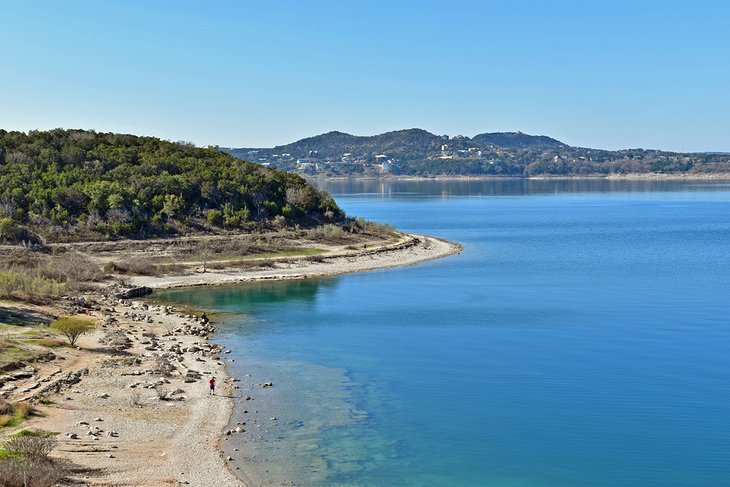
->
0, 129, 342, 244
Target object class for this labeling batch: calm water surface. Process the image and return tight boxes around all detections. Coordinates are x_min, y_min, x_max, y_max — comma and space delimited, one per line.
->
158, 180, 730, 486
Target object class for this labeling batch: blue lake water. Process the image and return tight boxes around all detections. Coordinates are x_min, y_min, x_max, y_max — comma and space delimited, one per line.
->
158, 179, 730, 486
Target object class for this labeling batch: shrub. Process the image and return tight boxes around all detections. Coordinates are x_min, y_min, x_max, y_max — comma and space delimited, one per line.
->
206, 209, 223, 226
0, 218, 25, 243
50, 317, 96, 346
263, 200, 280, 216
0, 456, 66, 487
0, 433, 64, 487
281, 204, 294, 219
5, 434, 55, 460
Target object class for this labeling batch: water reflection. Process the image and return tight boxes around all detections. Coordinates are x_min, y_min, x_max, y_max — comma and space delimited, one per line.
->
314, 178, 730, 198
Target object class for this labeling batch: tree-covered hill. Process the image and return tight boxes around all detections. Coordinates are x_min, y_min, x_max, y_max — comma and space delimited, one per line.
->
470, 132, 567, 149
223, 129, 730, 178
227, 128, 443, 162
0, 129, 342, 243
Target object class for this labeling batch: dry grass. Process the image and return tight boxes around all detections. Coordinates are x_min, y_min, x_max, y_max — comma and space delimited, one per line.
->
104, 258, 161, 276
0, 249, 108, 303
0, 341, 39, 365
0, 271, 65, 303
29, 338, 67, 348
12, 402, 33, 421
0, 400, 35, 429
38, 252, 106, 283
304, 224, 350, 242
0, 398, 12, 416
226, 259, 276, 270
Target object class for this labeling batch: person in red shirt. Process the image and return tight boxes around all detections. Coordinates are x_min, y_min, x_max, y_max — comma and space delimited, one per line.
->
209, 376, 216, 396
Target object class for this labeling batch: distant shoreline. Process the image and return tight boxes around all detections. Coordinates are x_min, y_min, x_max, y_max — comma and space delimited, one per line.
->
311, 173, 730, 182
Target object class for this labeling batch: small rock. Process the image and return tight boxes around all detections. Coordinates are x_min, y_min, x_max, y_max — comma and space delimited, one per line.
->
21, 382, 40, 393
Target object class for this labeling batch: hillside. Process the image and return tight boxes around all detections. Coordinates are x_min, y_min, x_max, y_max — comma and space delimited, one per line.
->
470, 132, 566, 149
223, 129, 730, 178
226, 129, 443, 163
0, 129, 343, 243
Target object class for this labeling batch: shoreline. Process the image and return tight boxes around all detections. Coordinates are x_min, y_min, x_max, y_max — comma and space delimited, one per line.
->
1, 232, 461, 486
125, 233, 462, 290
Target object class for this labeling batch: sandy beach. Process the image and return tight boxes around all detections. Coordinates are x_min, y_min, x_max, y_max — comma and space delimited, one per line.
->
0, 232, 460, 486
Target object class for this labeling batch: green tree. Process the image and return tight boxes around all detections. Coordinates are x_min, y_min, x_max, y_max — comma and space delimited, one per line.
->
50, 317, 96, 346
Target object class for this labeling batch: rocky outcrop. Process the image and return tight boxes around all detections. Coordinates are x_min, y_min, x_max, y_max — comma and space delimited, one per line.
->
116, 286, 153, 299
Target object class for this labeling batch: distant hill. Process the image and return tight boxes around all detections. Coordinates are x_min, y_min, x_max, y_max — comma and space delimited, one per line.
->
0, 129, 342, 243
223, 129, 730, 178
228, 129, 443, 162
471, 132, 566, 149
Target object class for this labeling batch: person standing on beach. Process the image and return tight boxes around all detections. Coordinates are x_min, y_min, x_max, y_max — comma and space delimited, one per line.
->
209, 376, 216, 395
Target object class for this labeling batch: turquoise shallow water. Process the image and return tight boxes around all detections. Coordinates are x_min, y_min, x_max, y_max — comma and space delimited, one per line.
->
158, 180, 730, 486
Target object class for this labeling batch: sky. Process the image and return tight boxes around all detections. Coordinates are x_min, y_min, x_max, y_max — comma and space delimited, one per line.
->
1, 0, 729, 152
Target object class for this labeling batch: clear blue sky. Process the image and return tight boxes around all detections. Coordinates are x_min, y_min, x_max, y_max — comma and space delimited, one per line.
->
2, 0, 729, 151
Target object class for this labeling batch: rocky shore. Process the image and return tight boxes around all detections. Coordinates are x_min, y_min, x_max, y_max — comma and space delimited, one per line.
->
2, 294, 251, 486
0, 232, 460, 485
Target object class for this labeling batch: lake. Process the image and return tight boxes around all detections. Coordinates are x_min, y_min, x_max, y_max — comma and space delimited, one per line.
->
157, 179, 730, 486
